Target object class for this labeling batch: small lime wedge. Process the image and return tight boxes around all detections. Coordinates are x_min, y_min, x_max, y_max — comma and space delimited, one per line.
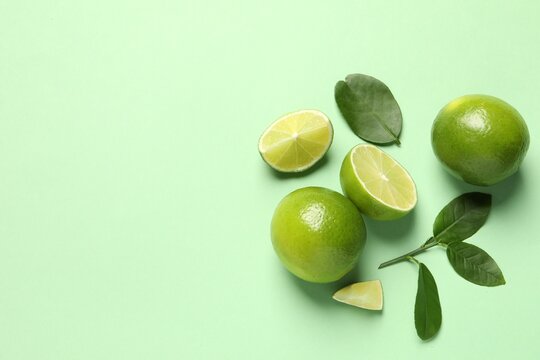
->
333, 280, 383, 311
258, 110, 333, 172
340, 144, 417, 220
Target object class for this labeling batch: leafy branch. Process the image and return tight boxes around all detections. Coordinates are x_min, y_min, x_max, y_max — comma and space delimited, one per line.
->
378, 192, 505, 340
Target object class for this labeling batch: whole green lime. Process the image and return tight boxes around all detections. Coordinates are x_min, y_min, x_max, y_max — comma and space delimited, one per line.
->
271, 187, 366, 283
432, 95, 529, 186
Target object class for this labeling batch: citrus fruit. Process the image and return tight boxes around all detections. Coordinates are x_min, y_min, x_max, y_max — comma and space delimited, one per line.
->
432, 94, 529, 186
271, 187, 366, 283
258, 110, 333, 172
333, 280, 383, 311
340, 144, 417, 220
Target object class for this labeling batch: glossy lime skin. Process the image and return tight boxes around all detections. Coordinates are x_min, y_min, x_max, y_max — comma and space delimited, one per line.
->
271, 187, 366, 283
432, 95, 529, 186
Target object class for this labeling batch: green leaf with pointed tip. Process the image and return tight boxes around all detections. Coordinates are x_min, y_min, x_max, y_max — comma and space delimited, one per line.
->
415, 263, 442, 341
446, 242, 506, 287
334, 74, 402, 145
433, 192, 491, 244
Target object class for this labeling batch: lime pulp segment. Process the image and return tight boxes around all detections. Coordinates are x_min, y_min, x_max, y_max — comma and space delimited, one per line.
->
258, 110, 333, 172
333, 280, 383, 310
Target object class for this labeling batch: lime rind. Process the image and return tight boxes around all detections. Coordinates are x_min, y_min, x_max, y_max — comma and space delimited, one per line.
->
432, 94, 530, 186
271, 187, 366, 283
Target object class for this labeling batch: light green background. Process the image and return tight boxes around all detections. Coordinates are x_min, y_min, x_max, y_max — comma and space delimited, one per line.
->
1, 1, 539, 359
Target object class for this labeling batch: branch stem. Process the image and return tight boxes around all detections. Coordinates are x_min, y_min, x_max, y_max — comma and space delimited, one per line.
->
406, 256, 420, 266
378, 237, 439, 269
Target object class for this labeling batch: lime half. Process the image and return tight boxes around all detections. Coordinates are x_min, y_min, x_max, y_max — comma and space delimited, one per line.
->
258, 110, 333, 172
333, 280, 383, 311
340, 144, 417, 220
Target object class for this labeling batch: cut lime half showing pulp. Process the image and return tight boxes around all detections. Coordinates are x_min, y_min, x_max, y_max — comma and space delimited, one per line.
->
340, 144, 417, 220
258, 110, 333, 172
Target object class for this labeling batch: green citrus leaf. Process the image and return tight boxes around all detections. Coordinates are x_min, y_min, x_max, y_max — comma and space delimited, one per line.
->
414, 263, 442, 341
334, 74, 402, 145
433, 192, 491, 244
446, 242, 506, 287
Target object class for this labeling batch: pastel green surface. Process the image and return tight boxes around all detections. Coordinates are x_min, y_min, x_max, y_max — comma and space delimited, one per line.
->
0, 1, 538, 359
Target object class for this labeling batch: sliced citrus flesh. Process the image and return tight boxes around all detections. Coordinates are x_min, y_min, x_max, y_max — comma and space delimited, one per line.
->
258, 110, 333, 172
340, 144, 417, 220
333, 280, 383, 310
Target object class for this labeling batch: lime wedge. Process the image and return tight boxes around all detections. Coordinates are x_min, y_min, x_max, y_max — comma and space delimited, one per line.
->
340, 144, 417, 220
258, 110, 333, 172
333, 280, 383, 310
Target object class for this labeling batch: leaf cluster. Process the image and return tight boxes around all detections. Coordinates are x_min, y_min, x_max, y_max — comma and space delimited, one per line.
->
380, 193, 505, 340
